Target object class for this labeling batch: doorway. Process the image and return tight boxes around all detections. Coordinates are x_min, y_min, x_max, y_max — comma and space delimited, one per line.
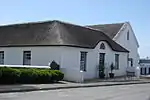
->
99, 53, 105, 78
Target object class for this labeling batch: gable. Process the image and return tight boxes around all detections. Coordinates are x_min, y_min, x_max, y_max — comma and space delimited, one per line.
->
126, 22, 139, 47
86, 22, 139, 48
113, 22, 139, 48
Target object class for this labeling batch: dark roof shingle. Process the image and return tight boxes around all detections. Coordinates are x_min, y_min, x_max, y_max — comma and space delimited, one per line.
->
86, 23, 124, 39
0, 20, 129, 52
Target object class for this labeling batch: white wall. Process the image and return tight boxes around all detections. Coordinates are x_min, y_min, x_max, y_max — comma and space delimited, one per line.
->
113, 23, 139, 68
61, 41, 128, 80
94, 41, 128, 78
0, 47, 62, 66
0, 44, 128, 82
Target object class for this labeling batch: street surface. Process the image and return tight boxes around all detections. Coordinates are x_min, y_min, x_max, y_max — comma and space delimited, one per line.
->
0, 84, 150, 100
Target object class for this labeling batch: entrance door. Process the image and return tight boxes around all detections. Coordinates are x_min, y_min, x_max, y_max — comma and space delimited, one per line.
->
99, 53, 105, 67
99, 53, 105, 78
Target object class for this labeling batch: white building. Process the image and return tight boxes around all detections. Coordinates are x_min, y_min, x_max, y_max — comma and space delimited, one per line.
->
139, 59, 150, 75
0, 20, 139, 82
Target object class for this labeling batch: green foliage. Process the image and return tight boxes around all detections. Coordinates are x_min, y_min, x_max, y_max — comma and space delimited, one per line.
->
50, 61, 60, 70
0, 67, 21, 84
0, 67, 64, 84
50, 70, 64, 82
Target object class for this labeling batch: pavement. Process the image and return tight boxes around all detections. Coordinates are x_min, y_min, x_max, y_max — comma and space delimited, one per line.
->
0, 77, 150, 93
1, 83, 150, 100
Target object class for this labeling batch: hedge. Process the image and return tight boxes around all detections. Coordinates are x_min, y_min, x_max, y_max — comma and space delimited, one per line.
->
0, 67, 64, 84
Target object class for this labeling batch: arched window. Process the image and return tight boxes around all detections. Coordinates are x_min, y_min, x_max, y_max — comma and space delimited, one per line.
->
100, 43, 105, 49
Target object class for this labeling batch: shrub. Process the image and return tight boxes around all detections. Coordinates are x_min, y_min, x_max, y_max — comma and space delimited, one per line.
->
35, 70, 52, 83
0, 67, 21, 84
0, 67, 64, 84
19, 69, 38, 84
51, 70, 64, 81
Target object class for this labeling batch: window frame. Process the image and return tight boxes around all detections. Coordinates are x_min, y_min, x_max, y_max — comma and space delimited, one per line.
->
128, 58, 133, 67
80, 51, 87, 71
23, 51, 31, 65
100, 43, 105, 49
115, 54, 119, 70
0, 51, 4, 64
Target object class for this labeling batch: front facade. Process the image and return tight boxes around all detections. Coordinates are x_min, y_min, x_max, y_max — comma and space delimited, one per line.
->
113, 22, 139, 69
88, 22, 139, 72
0, 20, 139, 82
0, 42, 128, 82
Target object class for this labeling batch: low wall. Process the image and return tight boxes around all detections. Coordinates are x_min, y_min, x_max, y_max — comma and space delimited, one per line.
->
0, 65, 50, 68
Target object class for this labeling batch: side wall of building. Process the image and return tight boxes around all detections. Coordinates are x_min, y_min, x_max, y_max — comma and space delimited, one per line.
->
0, 43, 128, 82
113, 23, 139, 69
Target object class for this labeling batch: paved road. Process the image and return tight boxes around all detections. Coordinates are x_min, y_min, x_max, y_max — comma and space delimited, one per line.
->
1, 84, 150, 100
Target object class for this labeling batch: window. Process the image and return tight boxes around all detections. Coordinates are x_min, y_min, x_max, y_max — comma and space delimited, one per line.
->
128, 58, 133, 67
80, 52, 87, 71
131, 58, 133, 67
23, 51, 31, 65
0, 51, 4, 64
115, 54, 119, 69
100, 43, 105, 49
127, 54, 129, 67
127, 31, 129, 40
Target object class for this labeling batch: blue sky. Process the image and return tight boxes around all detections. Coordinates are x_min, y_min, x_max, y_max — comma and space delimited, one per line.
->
0, 0, 149, 58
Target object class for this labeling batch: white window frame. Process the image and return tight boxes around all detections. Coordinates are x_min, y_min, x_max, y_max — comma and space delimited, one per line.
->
80, 52, 87, 71
0, 51, 4, 64
23, 51, 31, 65
115, 54, 119, 70
128, 58, 133, 67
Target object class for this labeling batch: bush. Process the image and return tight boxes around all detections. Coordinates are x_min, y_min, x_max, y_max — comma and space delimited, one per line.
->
51, 70, 64, 82
19, 69, 38, 84
0, 67, 64, 84
0, 67, 21, 84
35, 70, 52, 83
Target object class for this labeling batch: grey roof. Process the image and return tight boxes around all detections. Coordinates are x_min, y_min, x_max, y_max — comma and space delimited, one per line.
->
139, 59, 150, 64
86, 23, 124, 39
0, 20, 129, 52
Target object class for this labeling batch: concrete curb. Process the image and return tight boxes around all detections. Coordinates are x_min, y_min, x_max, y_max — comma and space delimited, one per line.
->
0, 81, 150, 93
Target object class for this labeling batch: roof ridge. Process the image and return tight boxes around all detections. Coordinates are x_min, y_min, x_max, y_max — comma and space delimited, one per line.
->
54, 20, 111, 34
0, 20, 57, 28
86, 22, 126, 26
